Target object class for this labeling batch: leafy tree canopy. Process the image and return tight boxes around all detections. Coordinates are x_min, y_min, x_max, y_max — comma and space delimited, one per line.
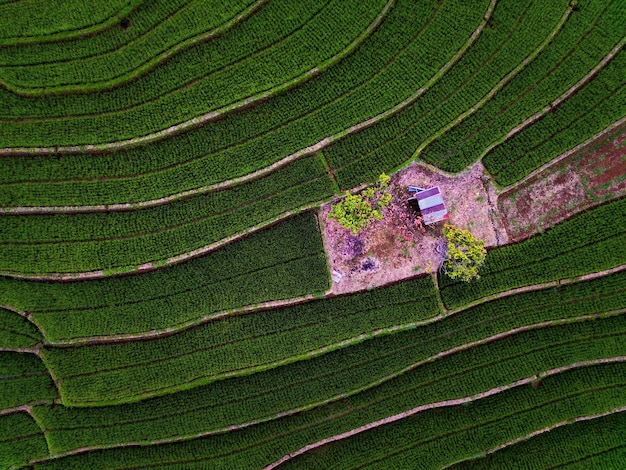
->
327, 174, 391, 235
442, 223, 487, 282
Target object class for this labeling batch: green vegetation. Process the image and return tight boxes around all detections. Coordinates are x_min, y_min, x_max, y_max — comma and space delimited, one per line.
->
29, 271, 626, 452
441, 224, 487, 282
0, 412, 50, 469
451, 409, 626, 469
31, 317, 626, 467
0, 0, 258, 95
0, 352, 58, 409
1, 213, 330, 340
0, 307, 42, 349
327, 174, 391, 234
41, 276, 440, 405
281, 362, 626, 469
2, 0, 624, 466
0, 155, 335, 274
440, 197, 626, 309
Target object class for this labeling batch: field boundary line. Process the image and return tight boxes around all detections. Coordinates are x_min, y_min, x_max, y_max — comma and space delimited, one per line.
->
0, 0, 494, 214
443, 405, 626, 469
39, 264, 626, 346
0, 404, 34, 417
0, 0, 268, 96
482, 35, 626, 172
498, 115, 626, 194
412, 2, 574, 166
264, 356, 626, 469
446, 264, 626, 314
0, 0, 394, 156
52, 309, 626, 406
44, 290, 333, 346
0, 345, 40, 354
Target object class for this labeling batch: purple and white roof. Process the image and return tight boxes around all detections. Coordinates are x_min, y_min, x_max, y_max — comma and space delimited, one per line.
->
412, 186, 449, 225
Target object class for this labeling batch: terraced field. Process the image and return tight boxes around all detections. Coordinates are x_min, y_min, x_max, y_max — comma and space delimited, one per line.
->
1, 0, 624, 468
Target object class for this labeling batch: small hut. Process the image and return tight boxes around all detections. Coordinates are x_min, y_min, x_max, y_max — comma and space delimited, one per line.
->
407, 186, 449, 225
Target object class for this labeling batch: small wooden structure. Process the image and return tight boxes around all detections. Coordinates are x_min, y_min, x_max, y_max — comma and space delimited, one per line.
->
407, 186, 449, 225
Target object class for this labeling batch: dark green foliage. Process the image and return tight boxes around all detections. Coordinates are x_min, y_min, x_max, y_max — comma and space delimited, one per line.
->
0, 0, 141, 43
41, 276, 440, 405
484, 52, 626, 185
0, 213, 330, 340
421, 0, 626, 174
31, 271, 626, 447
0, 307, 42, 349
440, 198, 626, 309
281, 362, 626, 469
0, 0, 435, 207
0, 0, 256, 94
449, 409, 626, 469
0, 352, 58, 408
0, 0, 388, 147
0, 412, 49, 468
31, 316, 626, 468
0, 155, 334, 274
327, 0, 568, 188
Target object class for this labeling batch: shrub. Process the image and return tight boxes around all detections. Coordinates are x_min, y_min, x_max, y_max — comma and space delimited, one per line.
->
442, 223, 486, 282
327, 174, 391, 235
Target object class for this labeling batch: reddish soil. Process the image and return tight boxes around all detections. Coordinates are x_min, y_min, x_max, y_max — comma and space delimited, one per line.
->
321, 162, 507, 295
498, 123, 626, 242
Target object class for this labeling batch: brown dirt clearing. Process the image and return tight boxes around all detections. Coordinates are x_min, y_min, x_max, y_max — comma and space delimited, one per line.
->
321, 161, 507, 295
498, 122, 626, 242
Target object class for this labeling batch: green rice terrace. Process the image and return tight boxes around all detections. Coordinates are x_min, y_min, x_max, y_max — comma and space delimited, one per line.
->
1, 0, 626, 468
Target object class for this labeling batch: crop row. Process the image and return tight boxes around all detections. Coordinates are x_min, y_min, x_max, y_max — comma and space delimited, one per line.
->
28, 270, 626, 450
0, 0, 327, 129
0, 0, 324, 118
0, 0, 182, 63
439, 197, 626, 309
0, 412, 49, 469
0, 0, 390, 147
453, 407, 626, 469
31, 315, 626, 467
0, 155, 335, 274
0, 0, 141, 45
41, 276, 440, 405
325, 0, 570, 189
39, 267, 626, 407
0, 213, 330, 340
0, 0, 487, 207
280, 361, 626, 469
421, 0, 626, 172
484, 51, 626, 185
0, 351, 58, 409
0, 0, 258, 95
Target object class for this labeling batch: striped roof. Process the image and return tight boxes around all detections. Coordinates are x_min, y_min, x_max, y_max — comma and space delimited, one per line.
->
413, 186, 449, 225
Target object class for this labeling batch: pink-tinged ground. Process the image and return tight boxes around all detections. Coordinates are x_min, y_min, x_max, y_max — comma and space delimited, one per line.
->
498, 122, 626, 242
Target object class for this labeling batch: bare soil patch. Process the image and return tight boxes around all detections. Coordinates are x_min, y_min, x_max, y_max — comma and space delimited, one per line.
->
321, 162, 506, 295
498, 123, 626, 242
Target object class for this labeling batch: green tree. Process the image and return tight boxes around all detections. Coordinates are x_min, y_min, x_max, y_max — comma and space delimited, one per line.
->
441, 223, 487, 282
327, 174, 392, 235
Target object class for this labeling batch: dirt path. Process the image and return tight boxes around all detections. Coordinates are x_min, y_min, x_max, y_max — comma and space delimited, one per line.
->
264, 356, 626, 469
